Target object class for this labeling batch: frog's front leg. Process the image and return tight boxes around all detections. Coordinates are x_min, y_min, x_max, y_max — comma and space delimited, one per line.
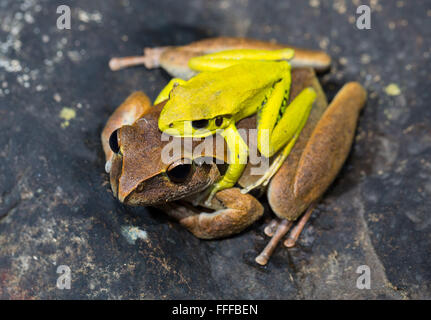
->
200, 123, 249, 207
159, 188, 263, 239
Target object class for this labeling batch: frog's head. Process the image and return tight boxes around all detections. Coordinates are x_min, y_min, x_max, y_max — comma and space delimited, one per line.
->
107, 110, 221, 206
158, 79, 236, 138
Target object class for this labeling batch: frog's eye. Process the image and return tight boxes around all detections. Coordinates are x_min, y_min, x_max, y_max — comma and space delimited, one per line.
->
215, 116, 223, 127
166, 160, 193, 183
192, 119, 209, 129
109, 129, 121, 153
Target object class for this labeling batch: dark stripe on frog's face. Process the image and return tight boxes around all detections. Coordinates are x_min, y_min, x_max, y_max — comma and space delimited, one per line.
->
163, 115, 232, 138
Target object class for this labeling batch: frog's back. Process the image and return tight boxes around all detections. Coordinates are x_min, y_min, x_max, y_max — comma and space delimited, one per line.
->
166, 61, 290, 121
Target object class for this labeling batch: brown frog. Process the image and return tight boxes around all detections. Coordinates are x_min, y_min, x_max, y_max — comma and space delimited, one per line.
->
102, 38, 367, 264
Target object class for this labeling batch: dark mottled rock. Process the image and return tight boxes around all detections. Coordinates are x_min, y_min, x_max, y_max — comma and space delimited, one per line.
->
0, 0, 430, 299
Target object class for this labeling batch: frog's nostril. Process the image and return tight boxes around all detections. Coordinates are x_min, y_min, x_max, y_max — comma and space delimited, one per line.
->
109, 129, 120, 153
136, 182, 145, 193
192, 119, 209, 129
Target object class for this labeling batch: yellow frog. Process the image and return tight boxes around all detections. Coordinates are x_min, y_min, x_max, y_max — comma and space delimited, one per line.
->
154, 56, 316, 205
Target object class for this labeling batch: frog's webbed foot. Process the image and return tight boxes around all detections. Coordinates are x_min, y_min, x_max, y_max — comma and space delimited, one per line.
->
255, 203, 316, 265
109, 46, 170, 71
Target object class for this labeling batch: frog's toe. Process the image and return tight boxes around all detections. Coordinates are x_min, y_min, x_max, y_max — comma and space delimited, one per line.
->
255, 219, 294, 265
283, 203, 315, 248
264, 219, 279, 237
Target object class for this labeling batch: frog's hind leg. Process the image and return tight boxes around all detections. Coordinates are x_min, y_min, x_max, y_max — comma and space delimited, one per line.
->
242, 83, 316, 194
187, 48, 294, 72
109, 46, 171, 71
258, 82, 367, 265
108, 46, 294, 73
108, 38, 331, 78
241, 135, 298, 194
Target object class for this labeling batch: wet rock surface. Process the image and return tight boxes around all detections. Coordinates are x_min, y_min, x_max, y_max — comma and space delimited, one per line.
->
0, 0, 430, 299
